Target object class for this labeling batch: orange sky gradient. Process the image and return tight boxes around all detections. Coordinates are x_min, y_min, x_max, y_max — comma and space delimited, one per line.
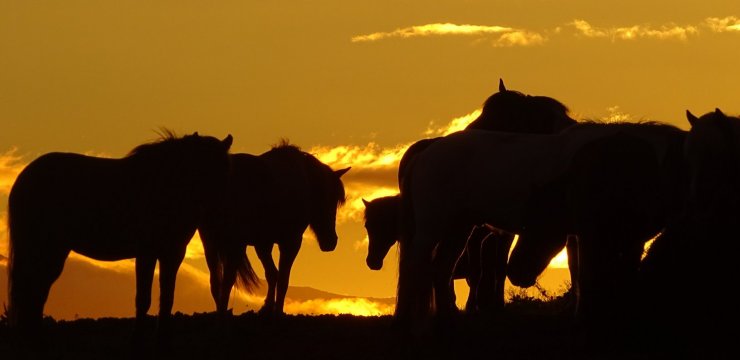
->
1, 0, 738, 319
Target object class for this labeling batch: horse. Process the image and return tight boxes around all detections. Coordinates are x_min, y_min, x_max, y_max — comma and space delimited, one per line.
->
636, 109, 740, 353
362, 196, 498, 312
366, 79, 578, 314
395, 120, 687, 332
508, 128, 687, 341
6, 131, 234, 338
199, 142, 350, 316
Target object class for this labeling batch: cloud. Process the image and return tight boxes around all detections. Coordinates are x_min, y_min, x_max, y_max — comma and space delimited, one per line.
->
424, 109, 481, 137
571, 19, 699, 41
495, 30, 546, 47
309, 108, 482, 224
0, 148, 26, 197
0, 212, 6, 258
352, 23, 546, 47
309, 143, 407, 223
352, 23, 513, 42
705, 16, 740, 32
355, 16, 740, 47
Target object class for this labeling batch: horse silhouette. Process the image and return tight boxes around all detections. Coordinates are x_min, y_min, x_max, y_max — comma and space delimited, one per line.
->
362, 196, 495, 312
364, 79, 578, 314
507, 128, 686, 347
7, 131, 234, 339
363, 196, 516, 313
199, 141, 349, 316
395, 120, 687, 333
637, 109, 740, 353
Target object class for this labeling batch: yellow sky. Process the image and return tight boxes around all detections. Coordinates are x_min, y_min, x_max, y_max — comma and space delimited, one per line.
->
1, 0, 739, 318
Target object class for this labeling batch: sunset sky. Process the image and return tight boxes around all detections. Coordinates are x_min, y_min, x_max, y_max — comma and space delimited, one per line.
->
1, 0, 739, 318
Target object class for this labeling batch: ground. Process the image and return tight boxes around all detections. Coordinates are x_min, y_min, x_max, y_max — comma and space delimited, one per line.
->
0, 293, 731, 360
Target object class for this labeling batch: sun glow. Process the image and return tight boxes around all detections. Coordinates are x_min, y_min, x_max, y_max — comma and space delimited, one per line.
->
284, 297, 394, 316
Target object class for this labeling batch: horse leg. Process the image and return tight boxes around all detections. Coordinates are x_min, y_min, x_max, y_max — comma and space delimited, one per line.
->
462, 226, 484, 313
476, 231, 510, 313
218, 259, 238, 315
482, 232, 515, 312
156, 244, 187, 342
255, 244, 277, 314
8, 244, 68, 331
275, 238, 301, 315
201, 231, 226, 313
431, 228, 467, 323
565, 234, 579, 313
134, 255, 156, 338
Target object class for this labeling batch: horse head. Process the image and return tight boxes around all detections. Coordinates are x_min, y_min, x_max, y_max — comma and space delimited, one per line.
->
685, 108, 740, 221
362, 195, 401, 270
309, 166, 349, 252
466, 79, 576, 133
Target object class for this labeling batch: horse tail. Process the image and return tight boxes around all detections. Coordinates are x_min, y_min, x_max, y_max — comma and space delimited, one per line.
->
232, 249, 259, 293
214, 241, 259, 294
205, 228, 260, 295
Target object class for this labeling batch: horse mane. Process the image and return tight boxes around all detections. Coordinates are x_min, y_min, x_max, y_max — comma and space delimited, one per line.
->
267, 139, 347, 206
125, 128, 184, 158
575, 118, 680, 128
481, 91, 571, 118
363, 195, 400, 221
466, 88, 576, 132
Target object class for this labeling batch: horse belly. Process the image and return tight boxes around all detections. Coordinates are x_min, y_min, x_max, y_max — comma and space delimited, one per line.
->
70, 233, 138, 261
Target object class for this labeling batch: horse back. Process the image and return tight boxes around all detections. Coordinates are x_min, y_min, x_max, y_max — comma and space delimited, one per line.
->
398, 137, 441, 188
407, 130, 567, 230
202, 153, 278, 239
8, 153, 157, 259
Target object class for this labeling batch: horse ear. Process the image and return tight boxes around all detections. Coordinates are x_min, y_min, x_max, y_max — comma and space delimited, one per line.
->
686, 110, 698, 127
222, 134, 233, 149
715, 108, 725, 116
334, 167, 350, 177
499, 78, 507, 92
362, 198, 370, 207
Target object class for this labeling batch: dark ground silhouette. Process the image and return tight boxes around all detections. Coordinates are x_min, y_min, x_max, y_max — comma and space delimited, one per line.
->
2, 292, 729, 360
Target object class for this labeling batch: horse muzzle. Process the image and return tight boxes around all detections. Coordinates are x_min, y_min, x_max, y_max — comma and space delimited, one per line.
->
366, 257, 383, 271
506, 266, 538, 288
318, 235, 338, 252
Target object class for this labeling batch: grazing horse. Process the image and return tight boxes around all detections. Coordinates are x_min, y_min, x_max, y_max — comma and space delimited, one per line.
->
7, 131, 234, 337
395, 121, 686, 332
638, 109, 740, 352
507, 129, 686, 334
363, 195, 513, 313
366, 79, 578, 314
199, 142, 349, 316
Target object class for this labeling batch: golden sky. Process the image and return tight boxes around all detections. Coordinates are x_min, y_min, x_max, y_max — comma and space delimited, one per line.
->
1, 0, 739, 318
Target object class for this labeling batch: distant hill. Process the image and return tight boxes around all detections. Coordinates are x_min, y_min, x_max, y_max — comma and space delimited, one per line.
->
0, 257, 396, 320
269, 280, 395, 305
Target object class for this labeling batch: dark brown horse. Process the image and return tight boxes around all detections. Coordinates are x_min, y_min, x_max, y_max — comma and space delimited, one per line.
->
7, 131, 234, 338
505, 125, 687, 348
199, 142, 349, 316
365, 79, 578, 314
395, 120, 686, 333
637, 109, 740, 354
